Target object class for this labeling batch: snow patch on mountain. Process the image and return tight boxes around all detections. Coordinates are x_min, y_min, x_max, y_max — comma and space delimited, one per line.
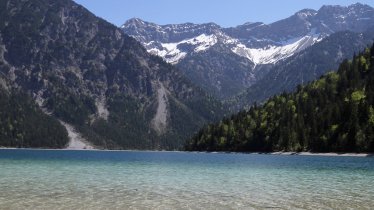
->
190, 34, 218, 52
232, 32, 323, 65
142, 29, 323, 66
147, 34, 218, 64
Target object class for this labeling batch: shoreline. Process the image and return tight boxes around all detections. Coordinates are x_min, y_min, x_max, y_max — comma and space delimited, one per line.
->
196, 151, 373, 157
269, 151, 372, 157
0, 147, 373, 157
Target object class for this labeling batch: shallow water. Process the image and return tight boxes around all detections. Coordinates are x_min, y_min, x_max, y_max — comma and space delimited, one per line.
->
0, 149, 373, 209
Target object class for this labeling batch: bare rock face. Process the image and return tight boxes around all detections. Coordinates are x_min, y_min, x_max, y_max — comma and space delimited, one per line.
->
151, 82, 168, 135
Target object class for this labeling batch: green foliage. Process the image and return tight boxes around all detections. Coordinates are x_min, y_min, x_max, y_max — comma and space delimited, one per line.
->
0, 88, 68, 148
369, 107, 374, 126
186, 44, 374, 153
351, 90, 366, 102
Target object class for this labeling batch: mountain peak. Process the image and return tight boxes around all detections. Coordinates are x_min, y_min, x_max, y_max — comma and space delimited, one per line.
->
295, 9, 318, 17
318, 4, 344, 13
242, 21, 265, 26
121, 17, 150, 28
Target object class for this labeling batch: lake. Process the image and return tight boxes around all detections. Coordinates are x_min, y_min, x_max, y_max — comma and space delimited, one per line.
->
0, 149, 373, 209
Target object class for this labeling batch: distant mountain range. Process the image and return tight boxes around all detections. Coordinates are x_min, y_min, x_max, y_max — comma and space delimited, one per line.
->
122, 3, 374, 99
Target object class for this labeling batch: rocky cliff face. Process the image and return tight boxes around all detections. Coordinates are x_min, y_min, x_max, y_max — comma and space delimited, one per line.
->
0, 0, 223, 149
122, 3, 374, 98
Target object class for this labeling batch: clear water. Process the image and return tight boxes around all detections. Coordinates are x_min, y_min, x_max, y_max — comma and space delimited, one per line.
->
0, 150, 373, 209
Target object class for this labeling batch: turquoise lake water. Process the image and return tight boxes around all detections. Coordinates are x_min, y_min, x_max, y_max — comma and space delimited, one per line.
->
0, 149, 373, 209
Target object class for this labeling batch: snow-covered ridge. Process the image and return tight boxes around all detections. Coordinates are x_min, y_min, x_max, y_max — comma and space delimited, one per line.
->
143, 31, 322, 66
147, 34, 218, 64
123, 3, 374, 67
127, 17, 326, 66
231, 31, 323, 65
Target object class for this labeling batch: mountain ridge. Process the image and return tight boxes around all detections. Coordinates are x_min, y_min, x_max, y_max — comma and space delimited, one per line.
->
122, 3, 374, 99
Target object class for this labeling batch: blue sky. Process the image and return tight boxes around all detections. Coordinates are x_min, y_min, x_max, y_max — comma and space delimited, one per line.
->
74, 0, 374, 27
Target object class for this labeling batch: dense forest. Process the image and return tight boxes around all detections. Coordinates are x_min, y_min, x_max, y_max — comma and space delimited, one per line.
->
186, 44, 374, 153
0, 85, 69, 148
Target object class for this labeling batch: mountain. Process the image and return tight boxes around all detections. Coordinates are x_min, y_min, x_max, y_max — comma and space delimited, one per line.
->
0, 0, 223, 150
232, 27, 374, 110
186, 44, 374, 153
176, 43, 256, 98
122, 20, 258, 98
122, 3, 374, 98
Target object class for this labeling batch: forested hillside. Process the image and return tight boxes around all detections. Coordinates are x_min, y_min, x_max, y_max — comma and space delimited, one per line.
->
0, 83, 68, 148
0, 0, 223, 150
186, 44, 374, 153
